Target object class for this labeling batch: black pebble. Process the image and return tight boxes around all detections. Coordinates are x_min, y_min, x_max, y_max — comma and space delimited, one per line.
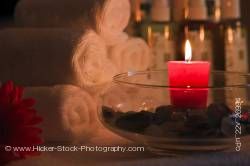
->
153, 105, 173, 125
186, 115, 210, 129
207, 103, 231, 128
102, 106, 114, 119
115, 111, 153, 132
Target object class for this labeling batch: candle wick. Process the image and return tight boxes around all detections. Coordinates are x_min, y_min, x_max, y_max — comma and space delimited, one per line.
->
185, 59, 191, 63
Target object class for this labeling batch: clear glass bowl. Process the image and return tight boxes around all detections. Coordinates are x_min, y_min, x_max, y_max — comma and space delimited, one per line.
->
99, 70, 250, 156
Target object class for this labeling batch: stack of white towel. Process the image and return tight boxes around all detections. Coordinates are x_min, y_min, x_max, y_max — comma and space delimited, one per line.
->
0, 0, 153, 144
0, 0, 153, 93
73, 0, 152, 91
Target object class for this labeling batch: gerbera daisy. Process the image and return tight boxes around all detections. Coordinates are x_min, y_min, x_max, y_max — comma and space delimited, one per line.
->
0, 81, 43, 165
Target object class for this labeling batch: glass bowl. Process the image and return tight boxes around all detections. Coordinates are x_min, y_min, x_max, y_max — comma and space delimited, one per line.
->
99, 70, 250, 156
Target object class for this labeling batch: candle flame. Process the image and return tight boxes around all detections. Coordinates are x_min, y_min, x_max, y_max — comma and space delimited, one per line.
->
185, 40, 192, 62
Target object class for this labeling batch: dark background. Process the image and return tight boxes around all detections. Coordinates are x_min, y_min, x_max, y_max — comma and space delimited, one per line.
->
241, 1, 250, 71
0, 0, 249, 70
0, 0, 249, 34
0, 0, 18, 18
0, 0, 249, 21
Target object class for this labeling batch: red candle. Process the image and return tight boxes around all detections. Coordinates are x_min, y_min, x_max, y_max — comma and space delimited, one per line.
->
167, 40, 210, 109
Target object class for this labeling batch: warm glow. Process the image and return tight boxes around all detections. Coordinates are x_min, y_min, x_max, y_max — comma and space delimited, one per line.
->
184, 7, 189, 19
164, 26, 170, 40
214, 0, 221, 22
227, 27, 234, 44
199, 26, 205, 41
226, 1, 232, 7
214, 7, 221, 22
185, 40, 192, 62
147, 26, 153, 47
184, 0, 189, 19
135, 0, 142, 22
236, 21, 242, 37
135, 11, 142, 22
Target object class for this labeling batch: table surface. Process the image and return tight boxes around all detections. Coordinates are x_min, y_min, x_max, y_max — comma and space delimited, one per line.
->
9, 129, 250, 166
9, 150, 250, 166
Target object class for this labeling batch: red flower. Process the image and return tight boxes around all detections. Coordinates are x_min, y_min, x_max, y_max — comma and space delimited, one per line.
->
0, 81, 43, 165
241, 112, 249, 122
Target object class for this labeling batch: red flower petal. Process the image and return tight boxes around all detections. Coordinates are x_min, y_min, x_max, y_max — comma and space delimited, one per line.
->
7, 108, 40, 126
11, 86, 24, 105
18, 98, 36, 109
26, 116, 43, 126
0, 81, 14, 95
0, 81, 43, 163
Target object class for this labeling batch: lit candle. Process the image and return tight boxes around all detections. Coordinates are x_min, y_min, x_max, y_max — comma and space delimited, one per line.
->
167, 40, 210, 109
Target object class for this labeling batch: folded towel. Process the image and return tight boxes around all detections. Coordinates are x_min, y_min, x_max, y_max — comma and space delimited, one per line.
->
24, 85, 99, 143
97, 0, 131, 46
0, 28, 118, 93
14, 0, 103, 29
108, 37, 153, 73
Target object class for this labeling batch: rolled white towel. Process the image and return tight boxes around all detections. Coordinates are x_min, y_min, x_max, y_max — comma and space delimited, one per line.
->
101, 32, 129, 47
72, 29, 118, 93
24, 85, 99, 143
97, 0, 131, 46
0, 28, 118, 94
108, 37, 153, 73
14, 0, 102, 29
